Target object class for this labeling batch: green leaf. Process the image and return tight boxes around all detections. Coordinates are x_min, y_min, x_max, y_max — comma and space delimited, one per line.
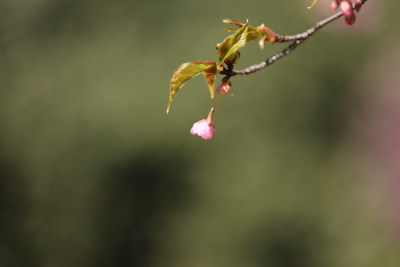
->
217, 20, 248, 63
223, 19, 261, 42
167, 61, 217, 114
223, 19, 277, 44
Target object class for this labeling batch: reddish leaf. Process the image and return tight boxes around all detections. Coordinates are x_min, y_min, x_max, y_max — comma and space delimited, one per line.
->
222, 19, 244, 28
258, 24, 277, 42
203, 63, 218, 98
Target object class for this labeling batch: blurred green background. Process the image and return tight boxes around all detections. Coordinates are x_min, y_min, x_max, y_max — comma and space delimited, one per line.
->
1, 0, 400, 266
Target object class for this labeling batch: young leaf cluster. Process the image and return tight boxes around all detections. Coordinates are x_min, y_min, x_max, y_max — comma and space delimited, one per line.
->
167, 19, 277, 114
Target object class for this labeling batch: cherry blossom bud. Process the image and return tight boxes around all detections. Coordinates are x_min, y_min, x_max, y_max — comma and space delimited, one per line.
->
340, 0, 356, 25
190, 119, 215, 140
330, 0, 360, 25
190, 106, 216, 140
340, 1, 352, 16
331, 0, 340, 10
345, 14, 356, 25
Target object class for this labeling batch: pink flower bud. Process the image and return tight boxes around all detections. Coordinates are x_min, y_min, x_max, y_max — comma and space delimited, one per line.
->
344, 13, 356, 25
340, 1, 356, 25
330, 0, 360, 25
330, 0, 340, 10
190, 106, 216, 140
190, 119, 215, 140
340, 0, 352, 16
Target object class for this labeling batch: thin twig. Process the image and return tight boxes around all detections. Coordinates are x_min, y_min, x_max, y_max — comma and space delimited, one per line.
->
223, 0, 368, 76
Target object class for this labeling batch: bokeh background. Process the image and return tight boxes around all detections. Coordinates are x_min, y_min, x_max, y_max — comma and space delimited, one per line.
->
1, 0, 400, 266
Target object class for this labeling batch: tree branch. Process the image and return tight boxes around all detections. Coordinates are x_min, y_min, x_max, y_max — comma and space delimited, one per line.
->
223, 0, 368, 76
